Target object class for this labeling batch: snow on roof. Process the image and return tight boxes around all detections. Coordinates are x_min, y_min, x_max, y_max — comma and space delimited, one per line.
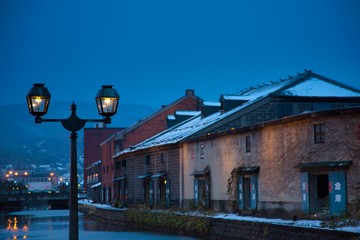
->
167, 115, 175, 120
175, 110, 201, 116
115, 97, 260, 156
114, 71, 360, 157
203, 101, 221, 106
221, 94, 251, 101
278, 78, 360, 97
116, 112, 214, 154
91, 182, 102, 188
239, 71, 360, 100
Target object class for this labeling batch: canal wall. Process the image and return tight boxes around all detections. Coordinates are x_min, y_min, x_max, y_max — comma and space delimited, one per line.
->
79, 204, 360, 240
0, 193, 69, 212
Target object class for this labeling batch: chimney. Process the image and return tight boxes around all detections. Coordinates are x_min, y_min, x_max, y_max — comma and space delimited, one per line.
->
166, 115, 176, 128
220, 94, 248, 113
185, 89, 194, 96
201, 101, 221, 118
167, 111, 200, 128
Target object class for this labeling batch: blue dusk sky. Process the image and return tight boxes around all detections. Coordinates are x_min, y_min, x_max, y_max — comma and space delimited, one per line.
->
1, 0, 359, 109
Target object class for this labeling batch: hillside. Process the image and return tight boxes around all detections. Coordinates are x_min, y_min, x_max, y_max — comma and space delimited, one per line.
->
0, 101, 157, 169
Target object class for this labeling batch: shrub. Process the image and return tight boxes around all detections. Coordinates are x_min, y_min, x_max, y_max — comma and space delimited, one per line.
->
125, 208, 210, 235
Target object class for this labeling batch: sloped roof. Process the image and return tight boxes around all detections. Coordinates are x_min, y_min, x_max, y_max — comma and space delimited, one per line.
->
114, 71, 360, 157
276, 78, 360, 97
115, 111, 216, 155
229, 71, 360, 100
112, 89, 202, 141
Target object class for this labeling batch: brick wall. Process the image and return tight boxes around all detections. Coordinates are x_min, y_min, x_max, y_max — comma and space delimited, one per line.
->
182, 108, 360, 218
117, 147, 181, 207
207, 218, 359, 240
83, 128, 123, 190
122, 96, 201, 149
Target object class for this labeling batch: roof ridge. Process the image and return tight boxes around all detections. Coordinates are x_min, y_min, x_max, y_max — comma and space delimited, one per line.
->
239, 70, 311, 96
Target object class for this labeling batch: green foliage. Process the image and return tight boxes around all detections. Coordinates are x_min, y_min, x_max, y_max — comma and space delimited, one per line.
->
125, 208, 210, 235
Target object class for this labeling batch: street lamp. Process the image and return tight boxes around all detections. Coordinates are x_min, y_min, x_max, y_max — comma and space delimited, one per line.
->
26, 83, 119, 240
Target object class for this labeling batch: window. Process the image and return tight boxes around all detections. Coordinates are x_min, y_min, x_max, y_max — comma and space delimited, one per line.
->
160, 153, 165, 163
115, 161, 121, 169
145, 155, 151, 165
122, 159, 127, 168
277, 104, 292, 118
245, 136, 251, 153
200, 144, 204, 160
314, 124, 325, 143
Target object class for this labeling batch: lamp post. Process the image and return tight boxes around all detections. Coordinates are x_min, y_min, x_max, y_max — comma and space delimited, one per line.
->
26, 83, 119, 240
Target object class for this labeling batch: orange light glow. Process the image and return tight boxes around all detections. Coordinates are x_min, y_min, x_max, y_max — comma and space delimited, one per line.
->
22, 225, 28, 232
7, 219, 12, 230
13, 217, 18, 230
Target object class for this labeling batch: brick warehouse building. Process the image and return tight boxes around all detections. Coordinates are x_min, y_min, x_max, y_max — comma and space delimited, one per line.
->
182, 107, 360, 218
99, 89, 202, 204
83, 125, 124, 194
113, 71, 360, 218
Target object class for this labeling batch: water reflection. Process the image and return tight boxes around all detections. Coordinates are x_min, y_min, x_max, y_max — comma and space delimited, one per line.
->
1, 210, 198, 240
5, 217, 28, 239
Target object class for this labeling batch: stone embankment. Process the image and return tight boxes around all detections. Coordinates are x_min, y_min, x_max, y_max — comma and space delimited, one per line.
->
79, 204, 360, 240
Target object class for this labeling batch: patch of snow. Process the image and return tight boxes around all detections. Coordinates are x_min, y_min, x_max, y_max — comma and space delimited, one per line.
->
211, 213, 359, 233
203, 101, 221, 107
79, 199, 126, 210
279, 78, 360, 97
175, 111, 201, 116
222, 95, 252, 101
167, 115, 176, 120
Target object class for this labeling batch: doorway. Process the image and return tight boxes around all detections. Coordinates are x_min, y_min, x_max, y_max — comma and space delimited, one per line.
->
243, 177, 251, 210
309, 174, 329, 214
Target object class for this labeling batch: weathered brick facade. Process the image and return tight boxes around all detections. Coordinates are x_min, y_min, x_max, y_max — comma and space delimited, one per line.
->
83, 126, 123, 192
117, 146, 181, 207
100, 134, 117, 204
182, 108, 360, 218
108, 72, 360, 219
116, 89, 202, 150
102, 89, 202, 204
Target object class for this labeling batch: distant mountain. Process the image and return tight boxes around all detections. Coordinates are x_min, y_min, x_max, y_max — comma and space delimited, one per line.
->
0, 102, 157, 169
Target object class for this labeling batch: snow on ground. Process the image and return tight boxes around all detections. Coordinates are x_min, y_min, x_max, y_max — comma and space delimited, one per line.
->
79, 199, 127, 210
78, 200, 360, 234
212, 213, 360, 233
212, 213, 322, 228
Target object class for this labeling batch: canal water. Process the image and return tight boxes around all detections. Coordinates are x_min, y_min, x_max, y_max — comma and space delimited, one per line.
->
0, 210, 199, 240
